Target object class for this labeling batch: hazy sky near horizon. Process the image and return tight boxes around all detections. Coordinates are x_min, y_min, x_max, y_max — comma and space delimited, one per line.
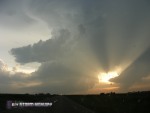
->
0, 0, 150, 94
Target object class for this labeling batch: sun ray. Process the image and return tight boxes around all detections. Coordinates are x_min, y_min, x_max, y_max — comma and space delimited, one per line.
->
98, 71, 119, 84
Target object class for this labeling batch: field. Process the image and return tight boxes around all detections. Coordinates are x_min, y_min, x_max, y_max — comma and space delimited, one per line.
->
0, 91, 150, 113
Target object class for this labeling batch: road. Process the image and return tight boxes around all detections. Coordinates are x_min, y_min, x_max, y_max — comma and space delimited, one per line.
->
2, 96, 96, 113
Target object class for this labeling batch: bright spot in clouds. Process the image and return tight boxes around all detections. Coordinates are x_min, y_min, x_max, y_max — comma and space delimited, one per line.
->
7, 66, 36, 75
98, 71, 119, 84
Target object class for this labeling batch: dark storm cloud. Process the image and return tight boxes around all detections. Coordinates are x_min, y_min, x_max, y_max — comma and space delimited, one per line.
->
0, 71, 40, 93
11, 29, 71, 64
9, 0, 150, 93
11, 28, 99, 93
29, 61, 97, 94
0, 60, 35, 93
110, 47, 150, 91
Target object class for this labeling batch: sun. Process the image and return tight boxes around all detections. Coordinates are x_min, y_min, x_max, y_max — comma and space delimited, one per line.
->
98, 71, 119, 84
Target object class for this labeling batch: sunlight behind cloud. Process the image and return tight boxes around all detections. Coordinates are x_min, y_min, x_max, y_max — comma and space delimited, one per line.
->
0, 0, 150, 94
98, 71, 119, 84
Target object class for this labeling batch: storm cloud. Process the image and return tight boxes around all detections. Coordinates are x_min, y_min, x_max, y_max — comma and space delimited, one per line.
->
110, 47, 150, 92
0, 59, 40, 93
0, 0, 150, 93
11, 28, 99, 94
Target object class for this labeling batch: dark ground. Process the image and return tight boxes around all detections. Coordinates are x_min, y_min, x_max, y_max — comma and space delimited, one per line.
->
0, 91, 150, 113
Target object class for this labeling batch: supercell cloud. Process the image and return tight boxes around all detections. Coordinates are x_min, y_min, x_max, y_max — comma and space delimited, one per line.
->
0, 0, 150, 93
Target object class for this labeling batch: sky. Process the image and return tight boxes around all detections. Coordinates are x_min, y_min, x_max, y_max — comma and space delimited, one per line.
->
0, 0, 150, 94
